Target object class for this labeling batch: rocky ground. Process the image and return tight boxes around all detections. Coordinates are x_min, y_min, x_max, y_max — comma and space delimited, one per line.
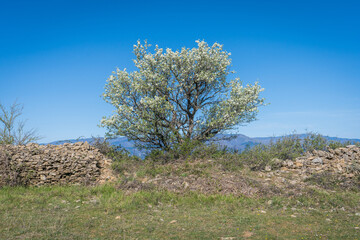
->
259, 145, 360, 190
118, 145, 360, 196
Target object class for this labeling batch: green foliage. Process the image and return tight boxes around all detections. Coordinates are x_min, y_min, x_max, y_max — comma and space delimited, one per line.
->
142, 132, 360, 172
237, 133, 315, 170
145, 139, 204, 163
91, 137, 141, 174
142, 139, 244, 174
302, 133, 328, 151
236, 132, 359, 170
144, 139, 241, 167
101, 40, 265, 150
105, 131, 359, 174
327, 140, 360, 149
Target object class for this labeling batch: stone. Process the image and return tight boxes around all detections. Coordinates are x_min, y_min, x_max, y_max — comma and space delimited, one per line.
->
346, 145, 357, 149
285, 160, 294, 167
265, 145, 360, 186
89, 199, 99, 204
0, 142, 113, 186
295, 162, 303, 168
265, 166, 272, 172
271, 158, 283, 166
312, 157, 323, 164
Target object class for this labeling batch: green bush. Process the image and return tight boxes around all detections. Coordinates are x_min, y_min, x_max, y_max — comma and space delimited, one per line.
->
236, 132, 359, 171
145, 139, 240, 163
91, 137, 141, 174
144, 140, 200, 163
98, 132, 360, 174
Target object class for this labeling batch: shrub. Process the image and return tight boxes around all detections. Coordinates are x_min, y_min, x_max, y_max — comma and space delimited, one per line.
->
236, 132, 359, 171
90, 137, 141, 174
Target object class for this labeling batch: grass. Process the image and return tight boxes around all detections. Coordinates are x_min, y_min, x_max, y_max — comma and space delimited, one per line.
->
1, 185, 359, 239
108, 132, 360, 175
1, 134, 360, 239
238, 132, 360, 171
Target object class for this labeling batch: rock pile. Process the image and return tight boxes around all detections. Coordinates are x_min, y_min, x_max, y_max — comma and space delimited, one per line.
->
279, 145, 360, 178
0, 142, 114, 186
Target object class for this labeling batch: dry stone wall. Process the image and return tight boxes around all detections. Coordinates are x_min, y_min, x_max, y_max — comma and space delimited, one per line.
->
278, 145, 360, 178
0, 142, 114, 186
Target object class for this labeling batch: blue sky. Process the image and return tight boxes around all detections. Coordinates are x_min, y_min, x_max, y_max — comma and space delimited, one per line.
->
0, 0, 359, 142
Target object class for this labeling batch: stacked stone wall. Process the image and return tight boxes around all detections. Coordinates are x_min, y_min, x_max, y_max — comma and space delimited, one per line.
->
279, 145, 360, 178
0, 142, 113, 186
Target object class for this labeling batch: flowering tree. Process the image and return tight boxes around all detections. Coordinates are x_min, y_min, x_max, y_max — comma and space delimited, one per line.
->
101, 40, 265, 150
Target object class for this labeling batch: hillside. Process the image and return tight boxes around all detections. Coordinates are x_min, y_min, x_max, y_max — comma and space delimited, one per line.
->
1, 140, 360, 239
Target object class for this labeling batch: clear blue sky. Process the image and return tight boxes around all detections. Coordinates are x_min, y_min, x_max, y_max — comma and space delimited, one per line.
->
0, 0, 359, 142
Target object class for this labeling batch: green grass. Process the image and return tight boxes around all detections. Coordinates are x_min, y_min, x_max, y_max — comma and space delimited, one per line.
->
1, 134, 359, 239
1, 185, 359, 239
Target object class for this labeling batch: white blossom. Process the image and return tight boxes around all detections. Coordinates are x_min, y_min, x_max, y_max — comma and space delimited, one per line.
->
101, 40, 266, 150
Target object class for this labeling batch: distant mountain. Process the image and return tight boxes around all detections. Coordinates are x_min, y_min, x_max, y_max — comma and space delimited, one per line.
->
46, 134, 360, 158
210, 133, 360, 151
48, 136, 144, 157
252, 134, 360, 145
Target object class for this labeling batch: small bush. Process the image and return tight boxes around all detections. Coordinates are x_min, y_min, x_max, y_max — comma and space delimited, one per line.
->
327, 140, 360, 149
109, 132, 360, 173
91, 137, 115, 155
302, 133, 328, 152
236, 132, 359, 171
91, 137, 141, 174
144, 139, 242, 169
145, 139, 202, 163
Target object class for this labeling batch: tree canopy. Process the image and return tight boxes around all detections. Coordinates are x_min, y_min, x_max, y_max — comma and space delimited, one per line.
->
101, 40, 265, 150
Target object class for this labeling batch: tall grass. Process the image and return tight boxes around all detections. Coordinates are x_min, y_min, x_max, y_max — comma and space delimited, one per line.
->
237, 132, 359, 170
